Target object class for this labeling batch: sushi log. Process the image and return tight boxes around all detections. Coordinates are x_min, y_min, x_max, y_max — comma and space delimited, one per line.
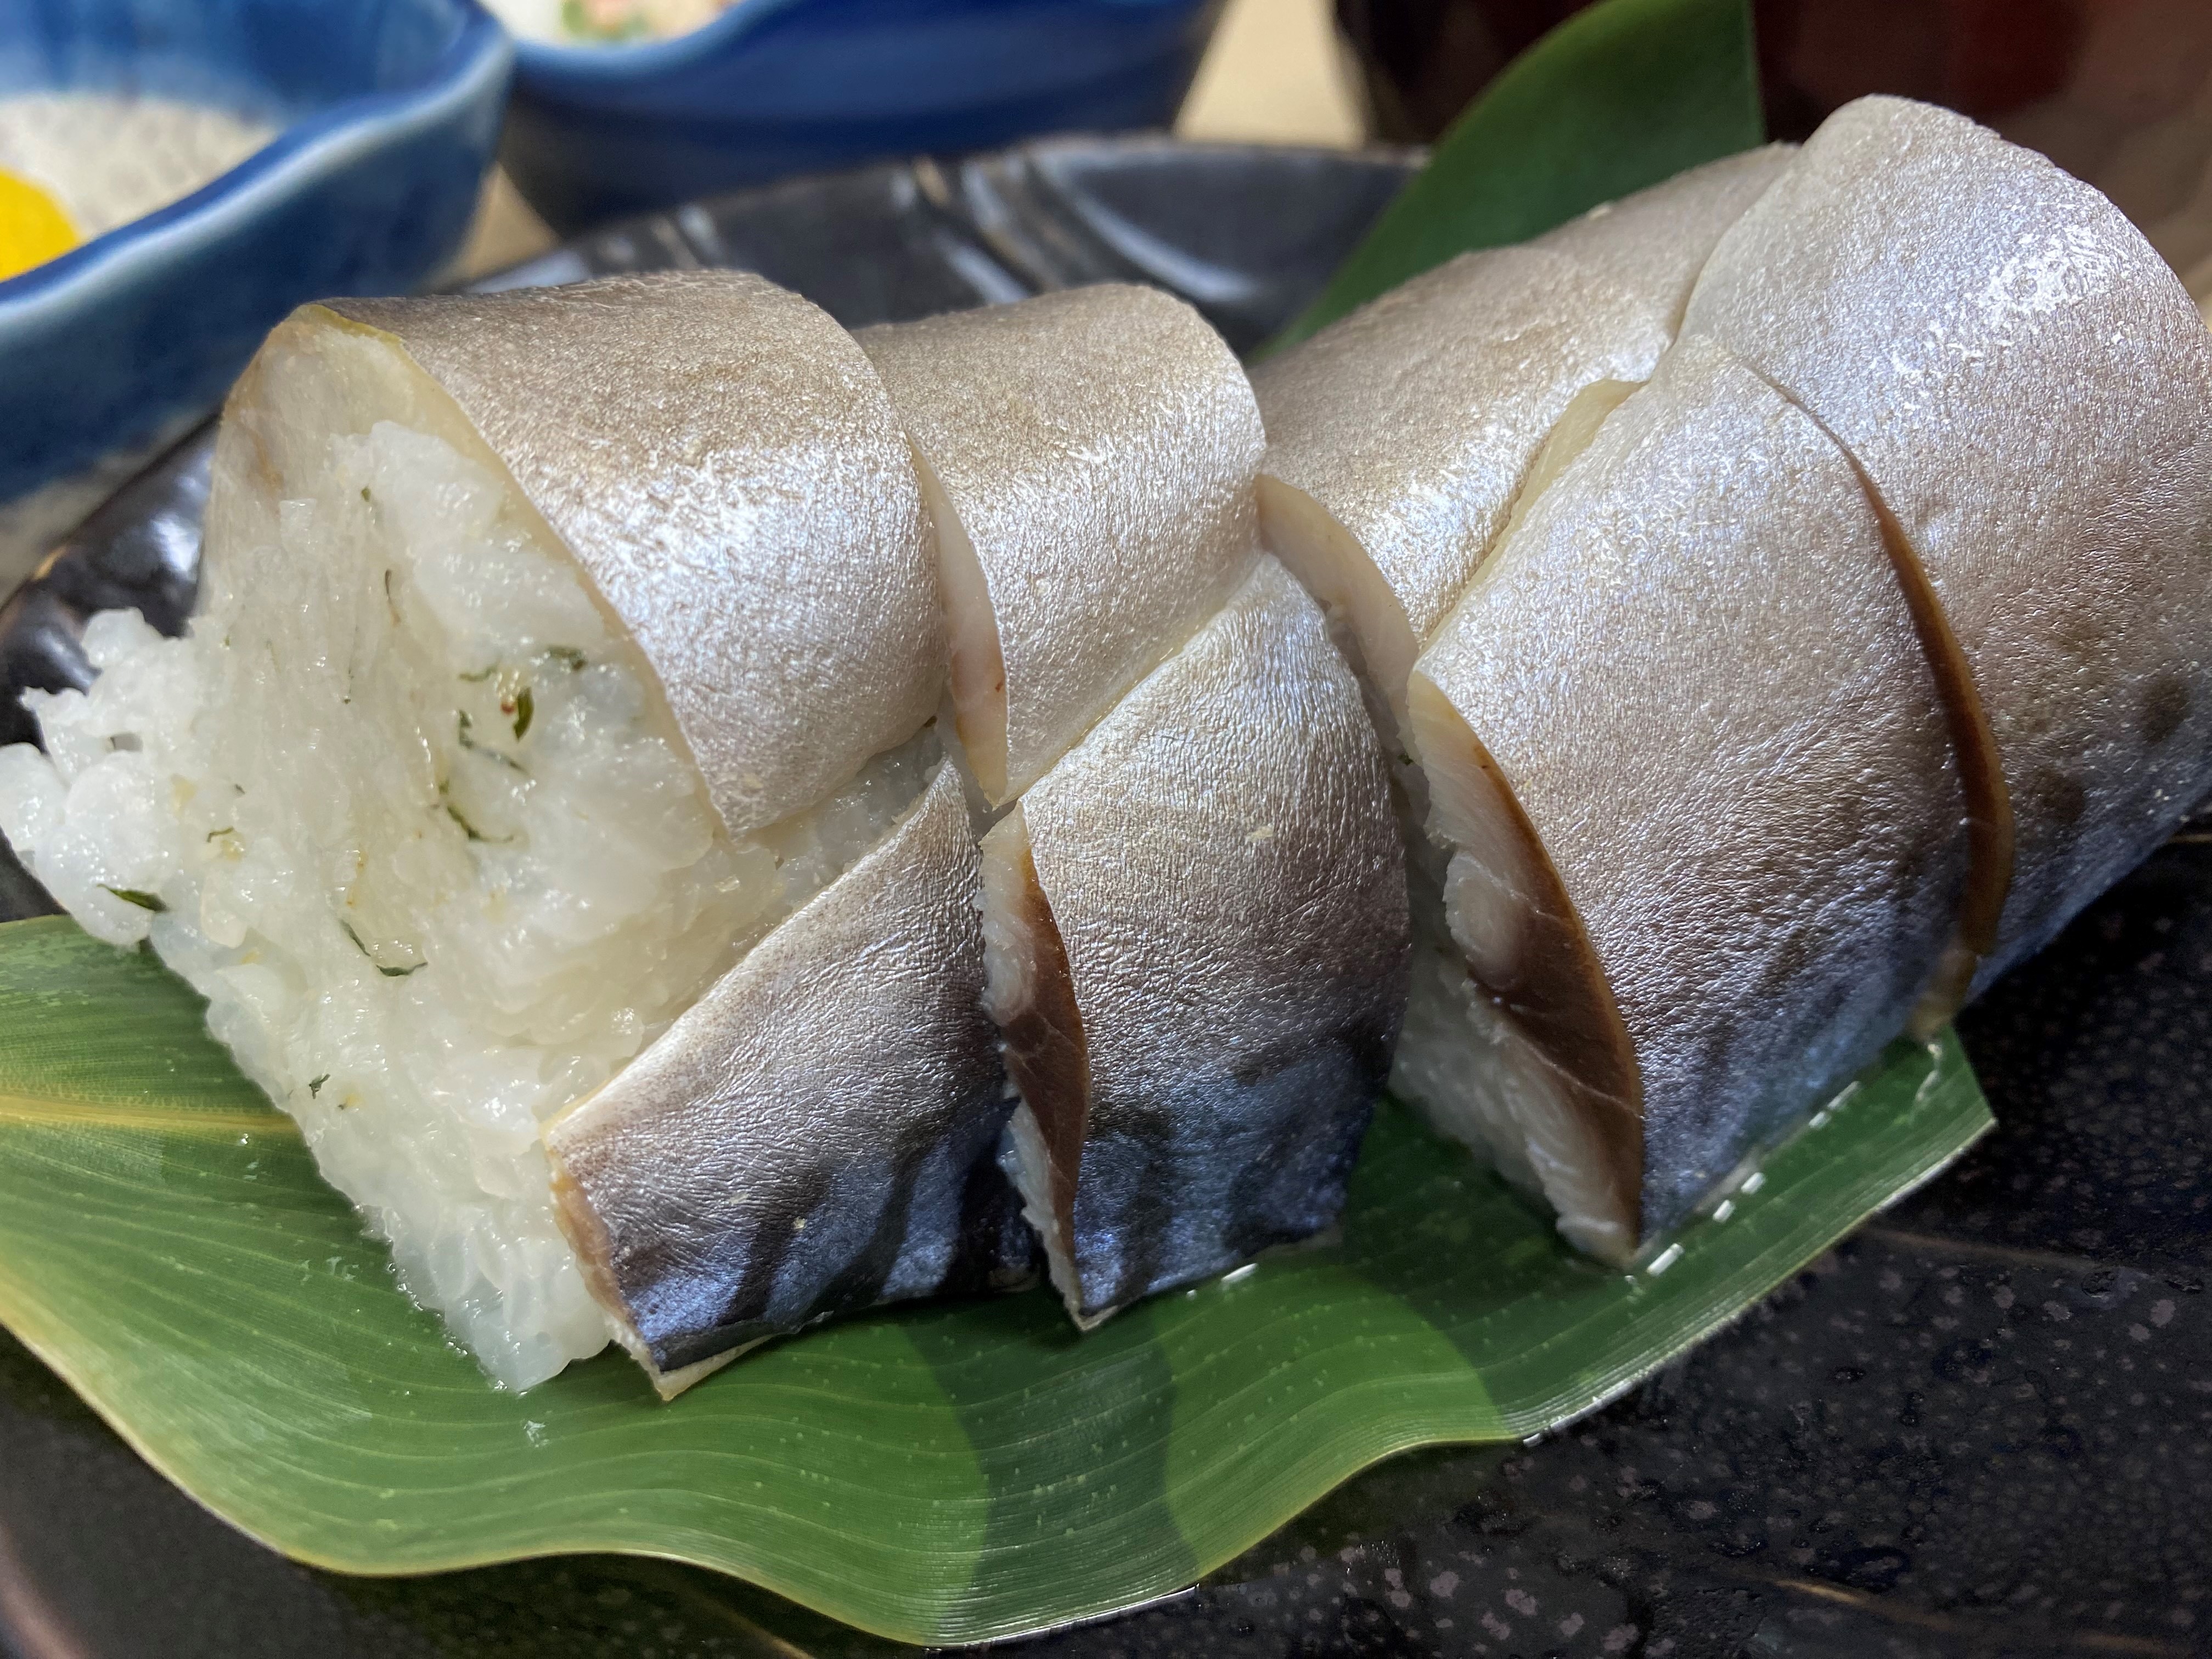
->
982, 558, 1408, 1323
863, 289, 1406, 1324
0, 272, 1010, 1389
858, 285, 1264, 804
1681, 96, 2212, 1012
1252, 146, 1794, 724
1404, 337, 1969, 1260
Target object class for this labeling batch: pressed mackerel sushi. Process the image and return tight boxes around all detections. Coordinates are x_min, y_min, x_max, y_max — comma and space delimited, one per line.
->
1680, 95, 2212, 1012
1404, 337, 1969, 1259
543, 762, 1011, 1396
1388, 94, 2212, 1262
861, 287, 1406, 1323
983, 557, 1408, 1321
0, 272, 1015, 1389
1252, 145, 1793, 723
858, 284, 1264, 805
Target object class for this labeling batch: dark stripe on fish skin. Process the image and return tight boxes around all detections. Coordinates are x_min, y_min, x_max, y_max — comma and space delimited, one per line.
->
1076, 1103, 1181, 1315
1071, 1031, 1391, 1317
615, 1050, 1027, 1372
808, 1099, 1027, 1323
632, 1165, 828, 1372
1234, 1008, 1395, 1221
635, 1105, 1023, 1373
1218, 1075, 1371, 1265
938, 1127, 1043, 1296
1222, 1040, 1384, 1257
2139, 672, 2192, 749
797, 1169, 921, 1330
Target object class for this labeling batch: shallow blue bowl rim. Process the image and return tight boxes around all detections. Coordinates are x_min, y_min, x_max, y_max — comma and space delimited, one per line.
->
0, 2, 513, 320
511, 0, 1194, 84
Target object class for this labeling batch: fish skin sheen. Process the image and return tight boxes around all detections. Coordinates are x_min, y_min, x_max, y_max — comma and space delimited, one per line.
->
321, 273, 944, 840
985, 557, 1408, 1322
858, 285, 1264, 805
1682, 95, 2212, 1004
1410, 336, 1969, 1254
1252, 146, 1795, 722
544, 764, 1006, 1395
1531, 144, 1797, 331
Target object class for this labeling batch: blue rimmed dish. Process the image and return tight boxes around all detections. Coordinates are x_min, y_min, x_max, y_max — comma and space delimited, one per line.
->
498, 0, 1225, 233
0, 0, 512, 531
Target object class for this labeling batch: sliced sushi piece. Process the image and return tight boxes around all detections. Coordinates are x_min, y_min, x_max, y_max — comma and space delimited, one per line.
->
544, 760, 1011, 1397
0, 272, 986, 1389
981, 557, 1409, 1323
1681, 95, 2212, 1009
1252, 145, 1793, 725
1403, 337, 1969, 1261
313, 277, 944, 838
863, 290, 1404, 1323
857, 285, 1265, 804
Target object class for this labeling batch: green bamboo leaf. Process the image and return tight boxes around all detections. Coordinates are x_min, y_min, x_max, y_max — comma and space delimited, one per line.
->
1266, 0, 1764, 353
0, 914, 1988, 1644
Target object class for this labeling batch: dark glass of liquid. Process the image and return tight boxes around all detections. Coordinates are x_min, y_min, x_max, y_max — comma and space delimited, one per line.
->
1335, 0, 2212, 289
1339, 0, 2123, 144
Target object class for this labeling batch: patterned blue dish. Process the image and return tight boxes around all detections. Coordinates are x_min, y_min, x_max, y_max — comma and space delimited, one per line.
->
0, 0, 512, 512
500, 0, 1225, 233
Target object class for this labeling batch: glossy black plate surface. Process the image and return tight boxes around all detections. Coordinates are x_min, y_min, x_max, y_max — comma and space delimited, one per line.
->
2, 139, 2209, 1659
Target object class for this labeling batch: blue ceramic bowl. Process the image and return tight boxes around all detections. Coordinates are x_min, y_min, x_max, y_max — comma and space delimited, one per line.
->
0, 0, 513, 511
501, 0, 1225, 234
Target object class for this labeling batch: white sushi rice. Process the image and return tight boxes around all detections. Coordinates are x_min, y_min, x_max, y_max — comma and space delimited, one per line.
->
0, 421, 927, 1387
0, 92, 274, 239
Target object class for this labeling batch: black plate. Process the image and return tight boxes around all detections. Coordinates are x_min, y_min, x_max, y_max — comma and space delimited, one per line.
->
3, 139, 2209, 1659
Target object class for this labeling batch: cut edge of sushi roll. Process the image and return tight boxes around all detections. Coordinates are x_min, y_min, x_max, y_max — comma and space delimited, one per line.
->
1258, 376, 1641, 749
323, 274, 948, 843
1252, 148, 1797, 738
1398, 673, 1645, 1262
1401, 334, 1974, 1261
912, 447, 1015, 805
0, 292, 951, 1390
1259, 372, 1656, 1262
976, 799, 1100, 1328
978, 555, 1409, 1324
1766, 382, 2013, 1032
1251, 245, 1669, 731
1528, 144, 1799, 331
859, 285, 1268, 810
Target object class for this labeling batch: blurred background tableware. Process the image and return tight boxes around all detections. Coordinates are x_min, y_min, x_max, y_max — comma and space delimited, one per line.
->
1337, 0, 2212, 311
0, 0, 512, 591
491, 0, 1235, 234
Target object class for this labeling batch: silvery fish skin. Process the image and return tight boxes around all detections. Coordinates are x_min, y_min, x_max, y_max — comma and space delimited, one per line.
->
544, 763, 1014, 1397
857, 285, 1265, 804
1408, 337, 1968, 1255
983, 557, 1409, 1323
1252, 146, 1794, 716
321, 272, 944, 839
1530, 144, 1797, 324
1682, 95, 2212, 1006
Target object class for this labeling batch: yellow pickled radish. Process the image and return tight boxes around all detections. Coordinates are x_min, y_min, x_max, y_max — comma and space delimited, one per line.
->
0, 168, 78, 280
